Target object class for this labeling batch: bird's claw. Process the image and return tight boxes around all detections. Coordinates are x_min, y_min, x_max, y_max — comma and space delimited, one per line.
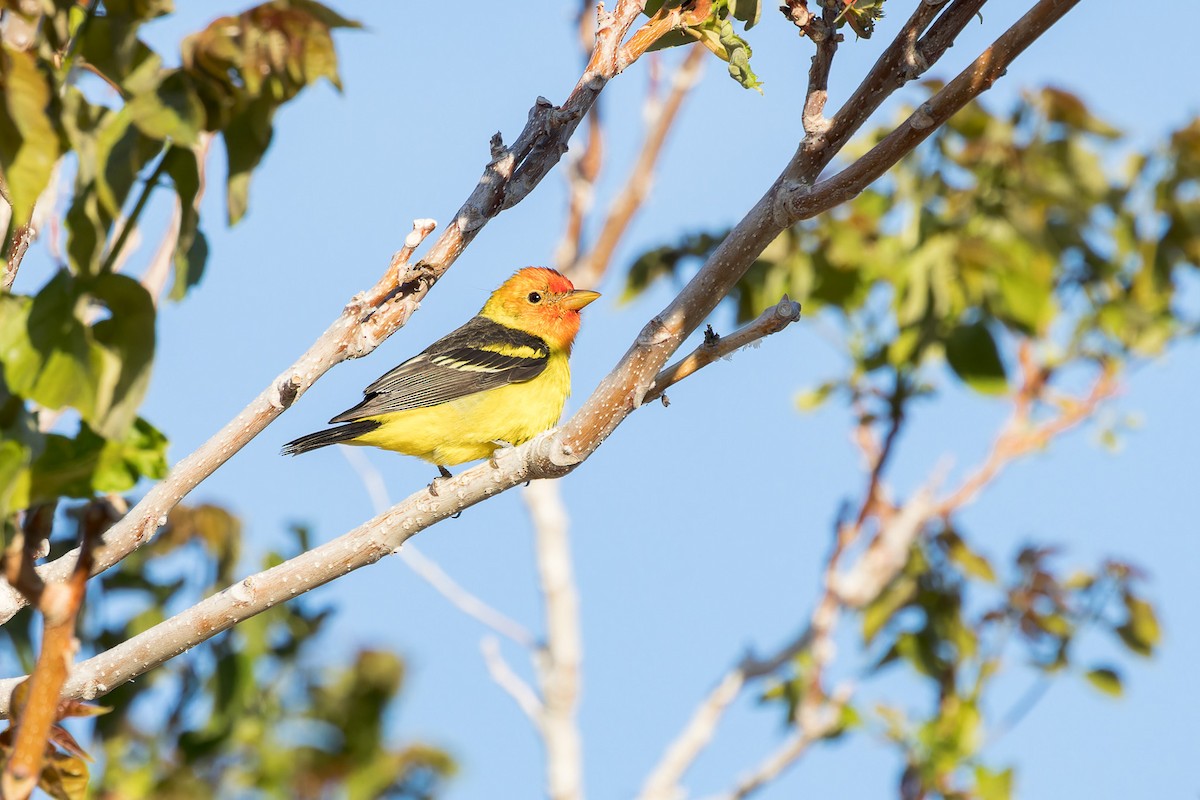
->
429, 465, 453, 497
489, 440, 514, 469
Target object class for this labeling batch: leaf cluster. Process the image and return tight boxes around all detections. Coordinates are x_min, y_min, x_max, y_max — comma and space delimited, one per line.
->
627, 87, 1200, 398
0, 0, 356, 519
0, 504, 453, 798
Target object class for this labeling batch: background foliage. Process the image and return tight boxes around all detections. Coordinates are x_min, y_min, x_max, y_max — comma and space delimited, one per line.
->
0, 0, 1196, 798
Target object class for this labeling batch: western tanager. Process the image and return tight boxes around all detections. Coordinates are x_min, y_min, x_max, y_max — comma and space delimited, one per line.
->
282, 267, 600, 476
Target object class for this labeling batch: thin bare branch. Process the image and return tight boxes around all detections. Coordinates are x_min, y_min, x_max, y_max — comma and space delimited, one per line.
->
935, 352, 1117, 517
340, 447, 537, 649
638, 490, 933, 800
482, 636, 545, 724
142, 134, 212, 305
1, 521, 95, 799
717, 724, 826, 800
644, 295, 801, 405
554, 106, 604, 272
638, 669, 746, 800
525, 479, 584, 800
571, 44, 706, 288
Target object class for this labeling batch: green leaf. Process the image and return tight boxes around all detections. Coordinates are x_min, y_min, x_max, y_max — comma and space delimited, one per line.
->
0, 271, 156, 440
79, 15, 162, 92
94, 108, 163, 218
862, 576, 915, 644
222, 98, 275, 225
0, 436, 32, 518
944, 322, 1008, 395
838, 0, 886, 39
945, 534, 997, 583
128, 69, 204, 146
30, 416, 168, 500
1036, 87, 1121, 139
710, 19, 762, 93
37, 749, 90, 800
795, 381, 837, 412
0, 44, 62, 226
0, 272, 98, 416
974, 765, 1014, 800
88, 273, 157, 438
161, 146, 208, 299
728, 0, 762, 29
65, 188, 109, 276
1084, 666, 1123, 697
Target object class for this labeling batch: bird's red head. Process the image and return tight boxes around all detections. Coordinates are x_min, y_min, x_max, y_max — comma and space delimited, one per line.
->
480, 267, 600, 353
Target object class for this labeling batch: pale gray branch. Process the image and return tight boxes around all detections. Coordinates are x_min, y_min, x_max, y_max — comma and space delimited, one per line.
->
645, 296, 801, 405
525, 479, 585, 800
340, 447, 537, 649
0, 0, 652, 625
482, 636, 545, 723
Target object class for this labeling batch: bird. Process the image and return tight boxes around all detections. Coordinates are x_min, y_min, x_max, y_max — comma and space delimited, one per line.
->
282, 267, 600, 483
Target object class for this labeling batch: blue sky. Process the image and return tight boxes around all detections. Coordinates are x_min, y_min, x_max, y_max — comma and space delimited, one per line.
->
25, 2, 1199, 797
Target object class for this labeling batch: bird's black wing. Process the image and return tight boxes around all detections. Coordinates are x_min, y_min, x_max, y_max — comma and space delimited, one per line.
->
328, 316, 550, 422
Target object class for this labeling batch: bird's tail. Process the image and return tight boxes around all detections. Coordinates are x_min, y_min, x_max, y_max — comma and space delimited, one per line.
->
281, 420, 382, 456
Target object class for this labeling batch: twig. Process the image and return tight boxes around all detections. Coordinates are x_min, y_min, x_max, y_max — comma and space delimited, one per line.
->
777, 0, 1079, 225
638, 669, 747, 800
339, 446, 537, 649
482, 636, 544, 723
798, 1, 841, 139
0, 1, 653, 624
524, 479, 584, 800
717, 722, 829, 800
1, 519, 96, 800
644, 295, 801, 404
101, 154, 167, 274
935, 356, 1117, 517
554, 103, 603, 272
142, 134, 212, 305
570, 44, 706, 288
637, 491, 932, 800
2, 222, 34, 293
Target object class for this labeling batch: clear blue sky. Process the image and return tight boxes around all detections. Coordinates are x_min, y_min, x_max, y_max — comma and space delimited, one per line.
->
53, 2, 1200, 797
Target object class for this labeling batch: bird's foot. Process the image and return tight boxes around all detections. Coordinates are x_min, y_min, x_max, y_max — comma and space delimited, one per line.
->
489, 440, 515, 469
428, 465, 453, 497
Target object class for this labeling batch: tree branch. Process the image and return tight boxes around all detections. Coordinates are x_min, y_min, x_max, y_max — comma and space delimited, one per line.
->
777, 0, 1078, 225
1, 521, 95, 799
482, 636, 545, 723
524, 479, 584, 800
570, 44, 706, 288
2, 222, 34, 293
0, 1, 653, 626
339, 447, 538, 648
644, 295, 801, 405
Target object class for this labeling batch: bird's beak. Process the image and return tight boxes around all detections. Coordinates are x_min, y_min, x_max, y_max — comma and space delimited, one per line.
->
561, 289, 601, 311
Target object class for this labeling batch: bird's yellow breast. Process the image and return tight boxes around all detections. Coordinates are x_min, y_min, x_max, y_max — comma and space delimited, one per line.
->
349, 352, 571, 466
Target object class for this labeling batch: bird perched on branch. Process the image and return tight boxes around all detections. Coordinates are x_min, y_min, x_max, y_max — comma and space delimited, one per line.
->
282, 267, 600, 482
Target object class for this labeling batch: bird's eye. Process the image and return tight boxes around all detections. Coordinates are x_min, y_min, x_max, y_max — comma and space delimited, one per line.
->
527, 291, 542, 304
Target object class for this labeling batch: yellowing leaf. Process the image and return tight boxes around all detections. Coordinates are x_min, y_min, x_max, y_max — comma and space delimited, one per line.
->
0, 45, 62, 225
1084, 666, 1123, 697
